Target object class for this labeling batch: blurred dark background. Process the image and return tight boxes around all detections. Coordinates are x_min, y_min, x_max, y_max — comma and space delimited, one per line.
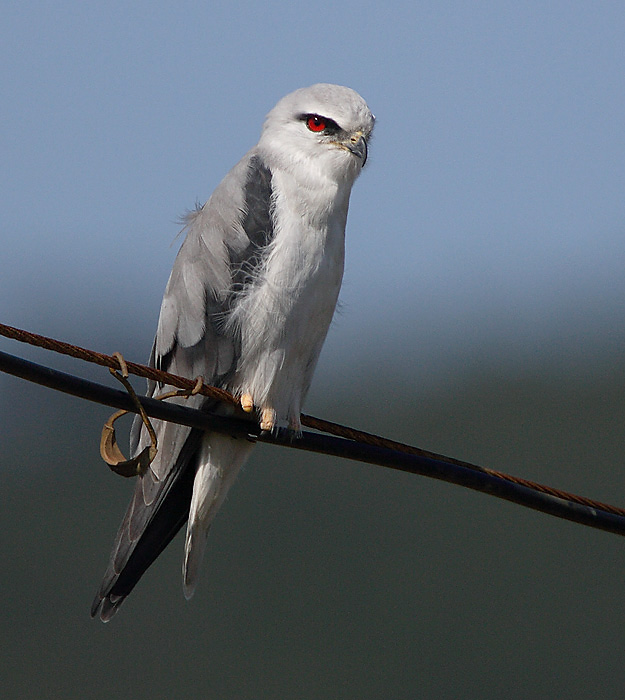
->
2, 328, 625, 698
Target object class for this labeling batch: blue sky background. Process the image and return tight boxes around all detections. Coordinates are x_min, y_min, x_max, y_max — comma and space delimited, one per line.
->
2, 0, 624, 389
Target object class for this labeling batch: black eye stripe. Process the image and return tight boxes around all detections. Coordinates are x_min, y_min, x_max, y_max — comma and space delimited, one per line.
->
299, 113, 342, 134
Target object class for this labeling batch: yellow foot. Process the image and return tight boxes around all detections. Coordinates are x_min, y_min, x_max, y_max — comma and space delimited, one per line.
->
240, 393, 254, 413
260, 407, 276, 432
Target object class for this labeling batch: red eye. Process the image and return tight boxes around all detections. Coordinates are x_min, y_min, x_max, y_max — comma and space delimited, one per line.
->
307, 115, 326, 132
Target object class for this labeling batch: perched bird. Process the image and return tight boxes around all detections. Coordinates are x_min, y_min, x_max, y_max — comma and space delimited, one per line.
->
91, 83, 375, 621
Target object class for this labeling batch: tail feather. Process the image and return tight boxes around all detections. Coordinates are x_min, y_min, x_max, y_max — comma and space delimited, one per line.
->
181, 434, 254, 600
91, 430, 253, 622
90, 428, 202, 621
182, 520, 211, 600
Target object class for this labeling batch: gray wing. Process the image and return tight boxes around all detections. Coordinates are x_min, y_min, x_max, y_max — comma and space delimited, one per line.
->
91, 152, 275, 621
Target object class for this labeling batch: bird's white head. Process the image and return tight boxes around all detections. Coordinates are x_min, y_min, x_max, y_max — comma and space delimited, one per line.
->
257, 83, 375, 186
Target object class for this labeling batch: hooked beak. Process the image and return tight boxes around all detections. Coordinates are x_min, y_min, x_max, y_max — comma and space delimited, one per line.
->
346, 131, 368, 166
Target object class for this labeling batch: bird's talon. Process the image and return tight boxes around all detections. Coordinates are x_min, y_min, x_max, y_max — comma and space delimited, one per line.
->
260, 407, 276, 432
241, 393, 254, 413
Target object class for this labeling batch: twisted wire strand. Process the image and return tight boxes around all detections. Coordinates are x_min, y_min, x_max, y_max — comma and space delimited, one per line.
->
0, 322, 237, 405
1, 320, 624, 523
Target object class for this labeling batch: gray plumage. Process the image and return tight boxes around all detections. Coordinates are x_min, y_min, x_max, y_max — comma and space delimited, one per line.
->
91, 84, 374, 621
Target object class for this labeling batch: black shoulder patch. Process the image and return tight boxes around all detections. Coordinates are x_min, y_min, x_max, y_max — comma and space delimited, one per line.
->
229, 155, 275, 293
242, 155, 274, 249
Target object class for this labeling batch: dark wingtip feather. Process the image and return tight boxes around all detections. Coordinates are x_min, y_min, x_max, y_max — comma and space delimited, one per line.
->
90, 436, 199, 621
90, 594, 121, 622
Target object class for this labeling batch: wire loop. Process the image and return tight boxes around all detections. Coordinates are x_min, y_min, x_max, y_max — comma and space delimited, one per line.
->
1, 321, 625, 537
